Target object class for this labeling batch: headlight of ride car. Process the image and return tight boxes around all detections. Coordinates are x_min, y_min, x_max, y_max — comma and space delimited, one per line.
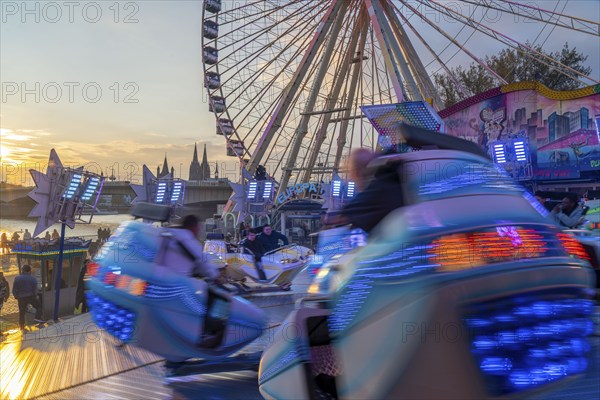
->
308, 260, 338, 294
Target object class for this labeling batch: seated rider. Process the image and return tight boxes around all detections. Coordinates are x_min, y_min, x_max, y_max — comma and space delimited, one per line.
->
162, 215, 219, 281
258, 225, 289, 253
240, 229, 268, 281
551, 193, 585, 229
325, 149, 404, 234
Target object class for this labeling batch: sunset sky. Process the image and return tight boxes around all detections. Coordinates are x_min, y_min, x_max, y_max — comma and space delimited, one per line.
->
1, 0, 598, 185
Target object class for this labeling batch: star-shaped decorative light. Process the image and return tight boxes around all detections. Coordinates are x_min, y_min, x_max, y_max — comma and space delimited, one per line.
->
28, 149, 105, 237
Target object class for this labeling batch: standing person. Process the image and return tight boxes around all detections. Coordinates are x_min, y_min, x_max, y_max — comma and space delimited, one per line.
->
238, 221, 250, 240
162, 215, 219, 280
324, 149, 404, 234
75, 260, 89, 313
44, 231, 51, 241
0, 232, 8, 254
240, 229, 267, 281
12, 265, 45, 331
23, 229, 32, 240
0, 272, 8, 336
11, 231, 20, 242
258, 225, 289, 252
551, 193, 585, 229
51, 229, 60, 240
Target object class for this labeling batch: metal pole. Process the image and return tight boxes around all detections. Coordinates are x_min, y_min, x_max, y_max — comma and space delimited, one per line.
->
53, 222, 66, 321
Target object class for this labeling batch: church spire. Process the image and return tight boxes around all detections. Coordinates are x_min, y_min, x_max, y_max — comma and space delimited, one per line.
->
200, 144, 211, 180
159, 153, 170, 178
192, 142, 199, 163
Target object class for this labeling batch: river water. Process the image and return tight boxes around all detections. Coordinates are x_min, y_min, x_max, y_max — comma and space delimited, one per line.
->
0, 214, 133, 240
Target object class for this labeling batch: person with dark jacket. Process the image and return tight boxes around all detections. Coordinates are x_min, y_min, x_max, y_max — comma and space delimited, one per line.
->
326, 153, 404, 234
240, 229, 267, 281
0, 271, 9, 314
551, 193, 585, 229
258, 225, 289, 252
12, 264, 44, 330
75, 260, 89, 313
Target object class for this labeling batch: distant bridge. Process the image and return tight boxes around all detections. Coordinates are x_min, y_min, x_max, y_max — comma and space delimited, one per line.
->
0, 180, 233, 218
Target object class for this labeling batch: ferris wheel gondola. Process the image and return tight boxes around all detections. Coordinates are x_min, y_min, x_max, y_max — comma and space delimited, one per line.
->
201, 0, 599, 194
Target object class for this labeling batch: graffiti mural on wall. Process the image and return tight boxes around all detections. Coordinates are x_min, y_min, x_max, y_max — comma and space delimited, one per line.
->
439, 82, 600, 180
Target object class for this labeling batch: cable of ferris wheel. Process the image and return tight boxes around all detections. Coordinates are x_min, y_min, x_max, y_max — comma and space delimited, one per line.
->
213, 2, 325, 86
425, 0, 599, 85
216, 0, 328, 53
418, 0, 483, 70
248, 0, 345, 176
206, 4, 325, 164
301, 6, 365, 182
217, 5, 327, 159
278, 1, 351, 196
334, 13, 369, 171
397, 0, 508, 84
217, 0, 288, 26
389, 2, 468, 99
382, 0, 443, 108
461, 0, 600, 36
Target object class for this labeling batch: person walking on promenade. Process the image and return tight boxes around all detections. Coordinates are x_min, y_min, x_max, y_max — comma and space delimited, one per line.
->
0, 232, 9, 254
75, 260, 90, 313
0, 272, 8, 336
12, 265, 45, 331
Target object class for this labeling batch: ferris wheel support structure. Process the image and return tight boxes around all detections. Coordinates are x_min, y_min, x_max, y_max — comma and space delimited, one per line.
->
334, 17, 369, 172
201, 0, 599, 198
247, 0, 345, 176
278, 1, 350, 195
301, 7, 367, 183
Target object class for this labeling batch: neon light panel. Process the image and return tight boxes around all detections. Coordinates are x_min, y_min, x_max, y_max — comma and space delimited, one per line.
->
81, 177, 100, 201
494, 144, 507, 163
513, 141, 527, 162
262, 181, 273, 199
171, 181, 183, 203
247, 181, 257, 199
155, 181, 167, 204
63, 173, 82, 199
332, 180, 342, 197
346, 181, 356, 197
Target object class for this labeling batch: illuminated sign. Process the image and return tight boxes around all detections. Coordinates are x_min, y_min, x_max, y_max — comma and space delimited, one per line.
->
276, 182, 322, 205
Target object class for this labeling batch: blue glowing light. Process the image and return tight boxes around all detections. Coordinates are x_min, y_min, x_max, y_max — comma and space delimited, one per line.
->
63, 173, 82, 199
170, 181, 183, 203
156, 181, 167, 204
465, 294, 594, 395
247, 181, 257, 200
346, 181, 355, 198
514, 141, 527, 162
493, 144, 507, 163
262, 181, 273, 199
87, 292, 137, 342
81, 177, 100, 201
332, 180, 342, 198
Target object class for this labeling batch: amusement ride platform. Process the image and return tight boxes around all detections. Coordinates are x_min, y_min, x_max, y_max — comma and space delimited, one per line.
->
1, 271, 599, 400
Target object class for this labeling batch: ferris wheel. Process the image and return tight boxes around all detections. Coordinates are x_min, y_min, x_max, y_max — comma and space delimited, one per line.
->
201, 0, 599, 193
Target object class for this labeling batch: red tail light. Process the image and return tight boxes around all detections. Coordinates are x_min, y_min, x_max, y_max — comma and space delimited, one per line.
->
430, 227, 548, 272
86, 262, 100, 277
557, 233, 590, 261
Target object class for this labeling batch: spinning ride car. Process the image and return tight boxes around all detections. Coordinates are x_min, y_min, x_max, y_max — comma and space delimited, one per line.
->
258, 125, 596, 399
203, 236, 312, 291
86, 204, 266, 362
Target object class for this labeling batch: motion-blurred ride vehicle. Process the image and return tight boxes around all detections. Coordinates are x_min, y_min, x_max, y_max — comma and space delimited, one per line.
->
203, 235, 312, 291
86, 204, 266, 362
258, 125, 596, 399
